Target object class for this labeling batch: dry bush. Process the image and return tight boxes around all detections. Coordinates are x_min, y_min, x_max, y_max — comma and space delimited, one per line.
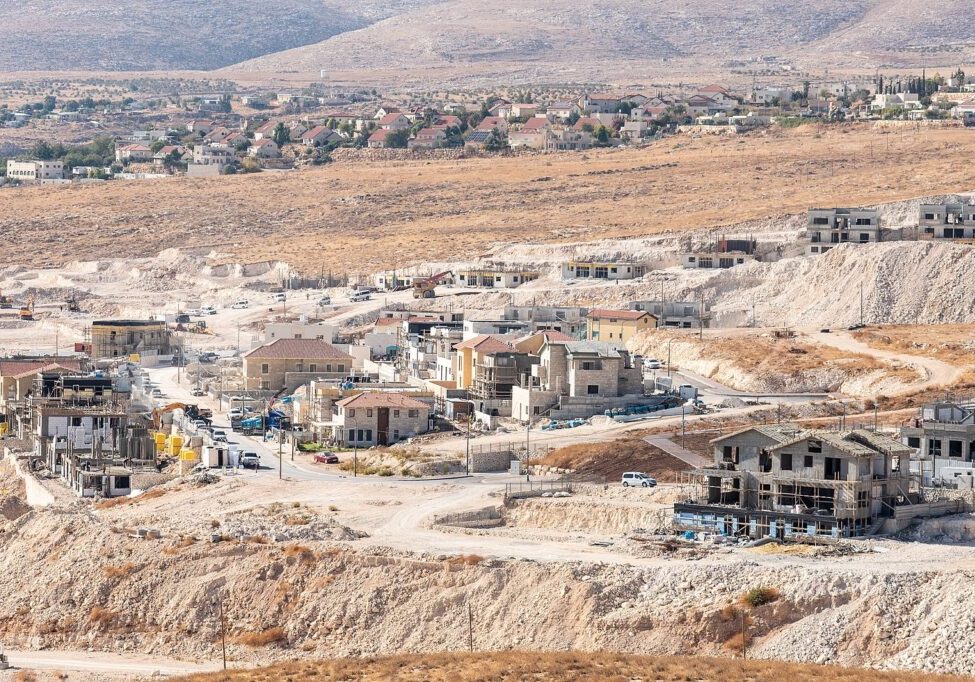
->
14, 671, 37, 682
724, 630, 752, 653
89, 606, 116, 625
103, 562, 137, 579
94, 497, 132, 510
247, 535, 270, 544
446, 554, 484, 567
328, 505, 339, 512
286, 515, 310, 526
162, 537, 197, 555
740, 587, 780, 609
210, 519, 221, 528
283, 544, 316, 564
230, 626, 287, 647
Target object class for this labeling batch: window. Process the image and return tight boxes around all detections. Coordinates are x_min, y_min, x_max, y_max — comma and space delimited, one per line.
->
261, 363, 269, 374
587, 384, 599, 395
296, 362, 304, 372
929, 438, 943, 457
408, 409, 418, 418
114, 476, 130, 490
533, 406, 540, 415
807, 439, 822, 453
347, 408, 355, 418
804, 455, 813, 468
813, 217, 829, 225
949, 440, 963, 458
348, 429, 355, 442
309, 364, 317, 373
260, 380, 270, 390
366, 409, 373, 417
364, 429, 373, 441
906, 436, 920, 449
71, 417, 82, 427
338, 364, 345, 372
859, 233, 870, 242
393, 429, 400, 440
780, 453, 793, 471
393, 409, 400, 418
924, 213, 935, 220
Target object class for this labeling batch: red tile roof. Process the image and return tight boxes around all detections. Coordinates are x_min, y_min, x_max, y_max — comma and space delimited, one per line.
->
454, 334, 514, 354
336, 392, 429, 409
522, 117, 549, 130
244, 339, 352, 360
369, 129, 391, 142
378, 113, 406, 125
0, 359, 83, 378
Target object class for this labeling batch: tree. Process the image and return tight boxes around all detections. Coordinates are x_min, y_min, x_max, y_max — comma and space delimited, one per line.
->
271, 122, 290, 146
150, 139, 168, 154
594, 126, 611, 145
386, 128, 411, 148
31, 140, 58, 160
483, 128, 508, 151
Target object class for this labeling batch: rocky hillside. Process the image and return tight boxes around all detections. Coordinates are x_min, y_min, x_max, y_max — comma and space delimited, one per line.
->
0, 0, 435, 71
230, 0, 975, 81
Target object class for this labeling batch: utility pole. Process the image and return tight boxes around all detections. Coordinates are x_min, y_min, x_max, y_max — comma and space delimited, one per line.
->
468, 603, 474, 652
213, 592, 227, 671
859, 283, 864, 327
740, 609, 747, 660
465, 407, 472, 476
278, 430, 283, 480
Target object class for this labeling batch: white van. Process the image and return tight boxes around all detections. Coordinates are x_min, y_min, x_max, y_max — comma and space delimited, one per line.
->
230, 300, 249, 309
621, 472, 657, 488
349, 291, 371, 303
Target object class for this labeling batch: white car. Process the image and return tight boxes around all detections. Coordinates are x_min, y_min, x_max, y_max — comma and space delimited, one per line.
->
230, 300, 249, 309
349, 291, 371, 303
644, 359, 662, 370
273, 293, 286, 302
201, 305, 217, 315
621, 472, 657, 488
212, 430, 228, 443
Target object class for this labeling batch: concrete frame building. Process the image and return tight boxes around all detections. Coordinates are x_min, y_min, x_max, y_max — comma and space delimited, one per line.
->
901, 400, 975, 486
805, 208, 884, 255
89, 320, 172, 361
919, 201, 975, 241
561, 260, 647, 281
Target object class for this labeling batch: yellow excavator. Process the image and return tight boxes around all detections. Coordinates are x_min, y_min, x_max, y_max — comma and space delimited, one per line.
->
19, 295, 35, 321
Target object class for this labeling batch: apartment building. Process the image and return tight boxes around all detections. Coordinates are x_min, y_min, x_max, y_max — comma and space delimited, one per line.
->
901, 400, 975, 486
503, 305, 588, 337
919, 201, 975, 241
89, 320, 172, 360
5, 159, 65, 182
805, 208, 884, 255
456, 267, 539, 288
242, 338, 353, 391
629, 300, 710, 329
510, 340, 647, 421
673, 425, 944, 540
681, 239, 758, 269
561, 260, 647, 281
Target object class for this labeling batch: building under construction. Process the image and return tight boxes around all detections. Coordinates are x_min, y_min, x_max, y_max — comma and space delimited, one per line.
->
674, 424, 961, 540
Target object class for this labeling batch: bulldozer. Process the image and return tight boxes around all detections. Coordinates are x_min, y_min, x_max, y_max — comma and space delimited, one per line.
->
412, 270, 453, 299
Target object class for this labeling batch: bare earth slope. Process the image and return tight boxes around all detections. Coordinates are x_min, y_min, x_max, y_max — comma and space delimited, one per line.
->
2, 125, 974, 275
229, 0, 975, 82
0, 0, 436, 71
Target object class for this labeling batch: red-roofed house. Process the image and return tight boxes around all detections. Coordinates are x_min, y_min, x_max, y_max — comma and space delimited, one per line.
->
367, 129, 392, 148
243, 338, 353, 391
333, 392, 431, 446
301, 126, 341, 146
248, 138, 281, 159
0, 358, 84, 411
408, 127, 447, 149
436, 114, 462, 128
509, 117, 550, 149
378, 113, 410, 130
115, 144, 152, 163
475, 116, 508, 132
580, 93, 622, 114
453, 335, 527, 413
253, 120, 279, 140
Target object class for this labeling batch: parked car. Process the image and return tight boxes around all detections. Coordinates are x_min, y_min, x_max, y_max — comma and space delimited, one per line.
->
644, 358, 662, 370
317, 296, 331, 306
349, 291, 371, 303
273, 292, 286, 302
228, 408, 244, 419
621, 472, 657, 488
191, 388, 205, 397
175, 314, 190, 324
201, 305, 217, 315
198, 352, 218, 364
314, 452, 340, 464
240, 452, 260, 469
212, 430, 228, 443
151, 388, 163, 397
230, 300, 249, 309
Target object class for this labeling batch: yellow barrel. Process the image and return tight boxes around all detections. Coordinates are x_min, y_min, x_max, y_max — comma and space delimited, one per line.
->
179, 448, 198, 461
153, 432, 167, 448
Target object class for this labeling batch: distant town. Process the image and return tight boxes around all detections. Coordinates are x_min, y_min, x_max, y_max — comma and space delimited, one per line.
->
2, 70, 975, 184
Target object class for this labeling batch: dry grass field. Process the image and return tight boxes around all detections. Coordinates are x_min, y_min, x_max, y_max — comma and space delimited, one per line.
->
4, 124, 975, 274
173, 652, 972, 682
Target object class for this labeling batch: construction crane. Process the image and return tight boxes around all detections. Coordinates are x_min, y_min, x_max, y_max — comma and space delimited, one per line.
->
412, 271, 453, 299
19, 295, 35, 321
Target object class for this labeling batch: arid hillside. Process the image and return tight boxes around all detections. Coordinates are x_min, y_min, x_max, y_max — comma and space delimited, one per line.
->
173, 652, 970, 682
0, 0, 433, 71
2, 124, 973, 275
230, 0, 975, 83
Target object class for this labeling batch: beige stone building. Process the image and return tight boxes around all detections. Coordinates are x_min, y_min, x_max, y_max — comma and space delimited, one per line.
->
243, 338, 353, 392
333, 392, 431, 447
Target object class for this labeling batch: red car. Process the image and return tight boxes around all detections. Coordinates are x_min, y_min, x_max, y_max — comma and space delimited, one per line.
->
314, 452, 339, 464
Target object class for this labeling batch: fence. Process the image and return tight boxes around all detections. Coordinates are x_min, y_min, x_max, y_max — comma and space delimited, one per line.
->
504, 478, 572, 500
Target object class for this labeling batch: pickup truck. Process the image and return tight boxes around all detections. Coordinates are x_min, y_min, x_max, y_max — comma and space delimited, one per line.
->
240, 452, 260, 469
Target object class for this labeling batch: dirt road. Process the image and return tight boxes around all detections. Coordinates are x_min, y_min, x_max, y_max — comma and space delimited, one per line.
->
808, 330, 963, 396
2, 649, 221, 677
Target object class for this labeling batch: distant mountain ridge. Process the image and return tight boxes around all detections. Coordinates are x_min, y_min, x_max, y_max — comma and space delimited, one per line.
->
0, 0, 972, 76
